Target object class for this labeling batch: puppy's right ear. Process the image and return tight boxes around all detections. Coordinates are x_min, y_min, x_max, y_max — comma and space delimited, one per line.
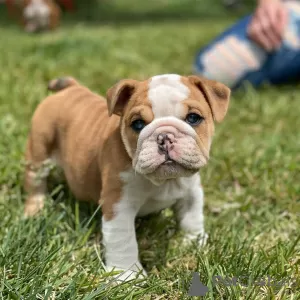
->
106, 79, 138, 116
188, 75, 231, 123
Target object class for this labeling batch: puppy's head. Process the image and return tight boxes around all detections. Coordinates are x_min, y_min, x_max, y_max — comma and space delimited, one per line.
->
23, 0, 55, 32
107, 74, 230, 185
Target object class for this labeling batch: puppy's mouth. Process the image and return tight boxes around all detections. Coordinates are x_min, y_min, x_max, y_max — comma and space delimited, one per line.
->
159, 158, 192, 170
158, 155, 187, 171
145, 158, 198, 183
161, 153, 175, 165
162, 159, 175, 165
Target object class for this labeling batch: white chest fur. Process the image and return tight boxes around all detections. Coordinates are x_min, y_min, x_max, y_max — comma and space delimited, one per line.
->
102, 169, 205, 280
120, 170, 201, 216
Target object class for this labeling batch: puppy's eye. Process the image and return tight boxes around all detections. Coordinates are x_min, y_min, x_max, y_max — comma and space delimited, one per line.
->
131, 119, 146, 132
185, 113, 204, 126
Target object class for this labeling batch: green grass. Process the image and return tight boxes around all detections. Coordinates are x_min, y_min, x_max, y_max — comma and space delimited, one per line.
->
0, 1, 299, 299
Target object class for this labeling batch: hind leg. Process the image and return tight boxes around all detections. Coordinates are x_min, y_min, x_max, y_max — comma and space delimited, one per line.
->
24, 126, 55, 217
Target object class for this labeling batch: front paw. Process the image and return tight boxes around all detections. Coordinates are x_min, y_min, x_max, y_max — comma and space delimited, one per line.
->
24, 194, 45, 217
105, 264, 147, 283
183, 232, 208, 247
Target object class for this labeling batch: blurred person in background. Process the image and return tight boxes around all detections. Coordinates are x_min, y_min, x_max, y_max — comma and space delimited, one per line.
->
194, 0, 300, 89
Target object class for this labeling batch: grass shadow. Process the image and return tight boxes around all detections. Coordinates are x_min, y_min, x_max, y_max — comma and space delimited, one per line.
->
136, 211, 175, 272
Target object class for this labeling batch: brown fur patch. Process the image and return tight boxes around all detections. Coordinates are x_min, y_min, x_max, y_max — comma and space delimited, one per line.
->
186, 75, 231, 122
25, 83, 131, 220
119, 81, 154, 158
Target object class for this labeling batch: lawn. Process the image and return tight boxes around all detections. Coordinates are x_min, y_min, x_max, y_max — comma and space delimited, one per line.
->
0, 1, 299, 299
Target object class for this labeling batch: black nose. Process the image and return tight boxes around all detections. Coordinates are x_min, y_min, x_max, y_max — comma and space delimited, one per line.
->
157, 133, 167, 146
157, 133, 174, 154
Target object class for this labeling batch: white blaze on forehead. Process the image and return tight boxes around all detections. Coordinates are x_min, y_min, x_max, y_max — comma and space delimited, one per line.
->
148, 74, 190, 118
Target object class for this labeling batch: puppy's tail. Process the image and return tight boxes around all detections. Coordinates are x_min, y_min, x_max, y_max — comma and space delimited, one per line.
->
47, 77, 79, 92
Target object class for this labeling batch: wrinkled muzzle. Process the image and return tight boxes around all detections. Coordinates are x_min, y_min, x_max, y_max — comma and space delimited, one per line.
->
132, 117, 209, 180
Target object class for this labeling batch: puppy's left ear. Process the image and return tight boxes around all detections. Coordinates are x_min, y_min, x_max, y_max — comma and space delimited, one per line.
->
188, 75, 231, 122
106, 79, 139, 116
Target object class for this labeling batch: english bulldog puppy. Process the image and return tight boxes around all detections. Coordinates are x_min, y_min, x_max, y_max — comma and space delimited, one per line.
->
23, 0, 61, 32
6, 0, 61, 32
24, 74, 230, 281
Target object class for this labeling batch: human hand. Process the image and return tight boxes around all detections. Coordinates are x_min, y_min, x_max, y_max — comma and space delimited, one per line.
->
247, 0, 288, 51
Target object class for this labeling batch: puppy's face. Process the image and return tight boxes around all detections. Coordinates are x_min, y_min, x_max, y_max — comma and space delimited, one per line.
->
107, 74, 230, 184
